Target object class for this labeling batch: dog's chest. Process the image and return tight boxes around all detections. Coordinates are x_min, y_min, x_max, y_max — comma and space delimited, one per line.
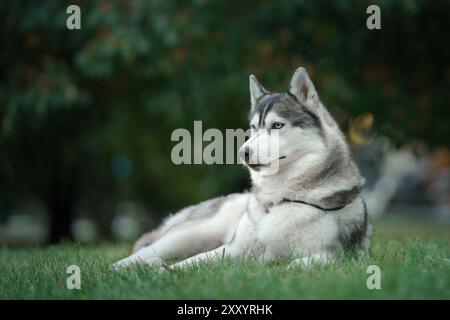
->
229, 196, 338, 258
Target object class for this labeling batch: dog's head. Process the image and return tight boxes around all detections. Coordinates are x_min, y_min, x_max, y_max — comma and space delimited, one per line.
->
240, 67, 336, 176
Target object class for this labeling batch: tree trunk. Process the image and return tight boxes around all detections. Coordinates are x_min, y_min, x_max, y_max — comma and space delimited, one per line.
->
47, 179, 75, 244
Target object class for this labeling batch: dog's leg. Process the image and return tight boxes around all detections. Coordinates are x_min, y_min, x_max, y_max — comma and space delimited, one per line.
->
168, 245, 231, 270
287, 254, 331, 269
111, 221, 224, 270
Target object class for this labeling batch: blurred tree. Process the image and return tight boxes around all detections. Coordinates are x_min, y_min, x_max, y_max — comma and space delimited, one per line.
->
0, 0, 449, 242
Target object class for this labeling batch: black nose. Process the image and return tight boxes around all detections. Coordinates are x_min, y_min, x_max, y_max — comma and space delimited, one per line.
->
240, 146, 251, 162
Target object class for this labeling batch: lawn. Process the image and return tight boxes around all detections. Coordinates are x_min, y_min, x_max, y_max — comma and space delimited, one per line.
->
1, 216, 449, 299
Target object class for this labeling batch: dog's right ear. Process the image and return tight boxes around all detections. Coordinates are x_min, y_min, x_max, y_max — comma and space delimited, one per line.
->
289, 67, 319, 107
249, 75, 269, 109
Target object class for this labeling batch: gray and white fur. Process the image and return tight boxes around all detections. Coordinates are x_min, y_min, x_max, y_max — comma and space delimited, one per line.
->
112, 67, 372, 270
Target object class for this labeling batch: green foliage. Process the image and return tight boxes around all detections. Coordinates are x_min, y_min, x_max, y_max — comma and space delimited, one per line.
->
0, 1, 449, 223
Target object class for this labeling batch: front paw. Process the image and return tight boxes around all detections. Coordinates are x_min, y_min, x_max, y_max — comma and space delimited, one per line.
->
110, 256, 145, 271
287, 255, 329, 269
111, 256, 166, 271
287, 258, 303, 270
110, 257, 139, 271
143, 257, 164, 268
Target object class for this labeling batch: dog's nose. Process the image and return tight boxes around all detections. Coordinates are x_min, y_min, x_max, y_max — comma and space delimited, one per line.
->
240, 146, 251, 162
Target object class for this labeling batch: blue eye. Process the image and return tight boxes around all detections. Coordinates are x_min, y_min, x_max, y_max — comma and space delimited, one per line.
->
272, 122, 284, 129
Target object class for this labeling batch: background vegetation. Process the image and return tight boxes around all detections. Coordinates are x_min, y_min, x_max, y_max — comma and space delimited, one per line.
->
1, 0, 449, 243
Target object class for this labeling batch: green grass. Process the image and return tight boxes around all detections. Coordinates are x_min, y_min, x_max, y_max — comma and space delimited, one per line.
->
1, 217, 449, 299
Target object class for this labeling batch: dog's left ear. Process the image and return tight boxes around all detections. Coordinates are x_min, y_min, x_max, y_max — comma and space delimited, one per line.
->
289, 67, 319, 107
249, 74, 269, 109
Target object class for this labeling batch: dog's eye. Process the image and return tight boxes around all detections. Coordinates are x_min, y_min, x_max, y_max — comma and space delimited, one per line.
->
251, 125, 257, 130
271, 122, 284, 129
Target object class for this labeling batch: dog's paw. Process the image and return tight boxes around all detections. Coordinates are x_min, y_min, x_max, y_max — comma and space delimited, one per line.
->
110, 261, 125, 271
110, 257, 139, 271
143, 257, 164, 268
287, 255, 330, 269
287, 258, 308, 270
156, 263, 172, 273
111, 257, 167, 272
110, 260, 128, 271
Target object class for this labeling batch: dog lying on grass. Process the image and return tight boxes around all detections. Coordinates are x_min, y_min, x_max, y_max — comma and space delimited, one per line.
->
112, 67, 372, 270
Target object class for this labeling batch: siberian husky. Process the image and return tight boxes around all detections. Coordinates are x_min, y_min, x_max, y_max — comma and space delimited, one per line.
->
112, 67, 372, 270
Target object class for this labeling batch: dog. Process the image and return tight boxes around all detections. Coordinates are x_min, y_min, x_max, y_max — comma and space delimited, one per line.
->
111, 67, 372, 270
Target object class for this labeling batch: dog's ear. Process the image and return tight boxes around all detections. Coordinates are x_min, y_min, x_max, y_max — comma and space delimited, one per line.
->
249, 75, 269, 109
289, 67, 319, 107
290, 67, 336, 127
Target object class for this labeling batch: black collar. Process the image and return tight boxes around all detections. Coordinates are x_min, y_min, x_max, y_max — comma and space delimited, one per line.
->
264, 198, 347, 213
280, 198, 347, 211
